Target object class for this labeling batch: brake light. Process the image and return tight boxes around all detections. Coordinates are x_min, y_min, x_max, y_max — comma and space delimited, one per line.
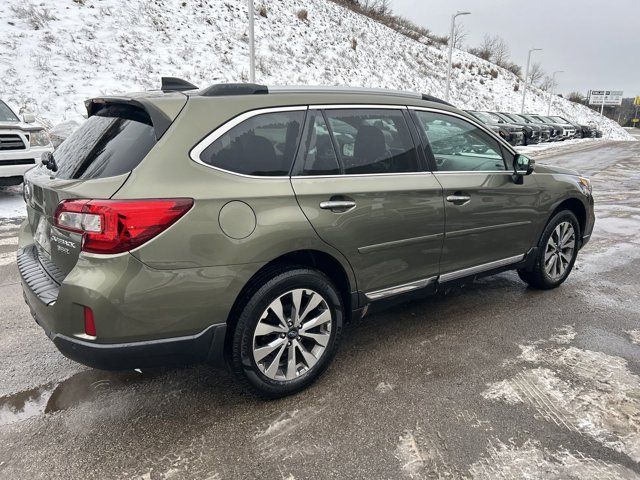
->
54, 199, 193, 254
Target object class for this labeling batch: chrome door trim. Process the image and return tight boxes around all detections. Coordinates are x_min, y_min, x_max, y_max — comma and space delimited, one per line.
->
438, 254, 525, 283
445, 221, 532, 238
358, 232, 444, 254
365, 276, 437, 301
189, 105, 308, 179
291, 171, 435, 179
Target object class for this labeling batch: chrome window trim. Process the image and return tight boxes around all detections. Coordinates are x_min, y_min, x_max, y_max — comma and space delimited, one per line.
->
408, 106, 518, 164
312, 104, 408, 110
189, 105, 308, 179
291, 171, 436, 179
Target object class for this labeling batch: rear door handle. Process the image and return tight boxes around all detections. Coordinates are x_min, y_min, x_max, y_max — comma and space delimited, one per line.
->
319, 200, 356, 211
446, 195, 471, 205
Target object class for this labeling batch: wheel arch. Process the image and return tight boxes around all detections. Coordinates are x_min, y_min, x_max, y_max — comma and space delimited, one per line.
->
222, 249, 357, 361
549, 197, 586, 237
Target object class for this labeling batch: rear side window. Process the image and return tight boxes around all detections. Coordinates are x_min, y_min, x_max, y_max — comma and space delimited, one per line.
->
52, 105, 156, 180
324, 109, 420, 175
296, 110, 340, 176
200, 110, 305, 176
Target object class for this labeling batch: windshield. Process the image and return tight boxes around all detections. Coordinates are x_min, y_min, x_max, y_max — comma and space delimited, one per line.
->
550, 116, 569, 123
534, 116, 555, 124
50, 104, 156, 180
0, 101, 19, 122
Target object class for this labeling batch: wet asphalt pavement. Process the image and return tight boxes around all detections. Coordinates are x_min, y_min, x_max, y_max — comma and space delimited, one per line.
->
0, 141, 639, 479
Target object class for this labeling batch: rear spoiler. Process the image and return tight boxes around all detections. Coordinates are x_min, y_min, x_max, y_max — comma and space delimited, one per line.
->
85, 97, 175, 140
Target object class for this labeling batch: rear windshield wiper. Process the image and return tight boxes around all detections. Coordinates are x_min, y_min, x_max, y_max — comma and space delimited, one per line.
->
41, 151, 58, 172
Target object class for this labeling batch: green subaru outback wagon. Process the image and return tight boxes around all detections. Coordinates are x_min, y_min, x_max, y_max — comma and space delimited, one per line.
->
18, 79, 594, 398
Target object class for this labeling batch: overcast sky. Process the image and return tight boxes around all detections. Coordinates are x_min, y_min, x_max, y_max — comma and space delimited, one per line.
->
389, 0, 639, 97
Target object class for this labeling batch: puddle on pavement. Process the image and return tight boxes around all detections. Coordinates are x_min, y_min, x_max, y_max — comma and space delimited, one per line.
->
0, 369, 163, 426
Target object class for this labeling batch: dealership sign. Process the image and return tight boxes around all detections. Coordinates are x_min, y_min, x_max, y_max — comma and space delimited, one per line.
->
588, 90, 624, 106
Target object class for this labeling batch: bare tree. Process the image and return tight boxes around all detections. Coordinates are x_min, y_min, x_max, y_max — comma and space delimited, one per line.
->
527, 62, 545, 86
492, 37, 510, 67
452, 21, 467, 49
539, 75, 556, 92
568, 91, 586, 104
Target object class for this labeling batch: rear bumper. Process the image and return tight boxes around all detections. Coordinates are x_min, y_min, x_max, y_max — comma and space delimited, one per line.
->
23, 279, 228, 370
51, 324, 227, 370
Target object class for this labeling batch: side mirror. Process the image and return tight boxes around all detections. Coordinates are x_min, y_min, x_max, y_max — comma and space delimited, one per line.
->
23, 113, 36, 124
512, 154, 534, 184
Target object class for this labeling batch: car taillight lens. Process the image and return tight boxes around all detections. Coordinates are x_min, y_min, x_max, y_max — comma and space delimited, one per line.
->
54, 198, 194, 254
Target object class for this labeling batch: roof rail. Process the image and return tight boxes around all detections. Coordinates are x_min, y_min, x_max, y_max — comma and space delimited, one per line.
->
200, 83, 269, 97
421, 94, 454, 107
161, 77, 198, 92
269, 85, 422, 99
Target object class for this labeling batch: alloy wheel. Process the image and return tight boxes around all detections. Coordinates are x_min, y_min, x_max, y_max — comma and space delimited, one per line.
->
544, 221, 576, 280
252, 289, 332, 381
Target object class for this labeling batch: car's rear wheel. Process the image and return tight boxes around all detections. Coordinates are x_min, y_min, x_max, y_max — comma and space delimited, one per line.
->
230, 268, 344, 399
518, 210, 580, 289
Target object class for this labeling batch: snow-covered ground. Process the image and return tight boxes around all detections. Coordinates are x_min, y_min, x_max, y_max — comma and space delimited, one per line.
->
0, 0, 633, 141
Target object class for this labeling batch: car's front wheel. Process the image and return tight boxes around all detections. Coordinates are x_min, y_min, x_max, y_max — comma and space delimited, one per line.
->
230, 268, 344, 398
518, 210, 580, 289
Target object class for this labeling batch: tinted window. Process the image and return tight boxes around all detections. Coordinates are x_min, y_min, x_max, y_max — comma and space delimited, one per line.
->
0, 101, 19, 122
413, 111, 506, 172
297, 110, 340, 176
200, 111, 305, 176
324, 109, 420, 174
51, 105, 156, 180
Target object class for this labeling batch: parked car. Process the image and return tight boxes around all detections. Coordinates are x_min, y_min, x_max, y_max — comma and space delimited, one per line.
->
529, 114, 576, 140
518, 114, 563, 141
465, 110, 525, 146
18, 80, 595, 398
493, 112, 546, 144
548, 116, 590, 138
0, 100, 53, 186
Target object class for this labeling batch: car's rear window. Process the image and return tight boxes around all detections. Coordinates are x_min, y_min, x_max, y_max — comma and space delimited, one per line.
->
51, 105, 156, 180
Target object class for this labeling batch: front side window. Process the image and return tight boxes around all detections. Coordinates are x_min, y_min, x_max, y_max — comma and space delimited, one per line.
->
200, 110, 305, 176
324, 109, 420, 175
413, 111, 506, 172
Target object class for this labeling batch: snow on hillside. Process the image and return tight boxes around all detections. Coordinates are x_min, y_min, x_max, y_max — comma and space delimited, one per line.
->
0, 0, 633, 141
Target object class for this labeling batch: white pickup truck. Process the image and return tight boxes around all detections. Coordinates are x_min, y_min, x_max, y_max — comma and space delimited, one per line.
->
0, 100, 53, 186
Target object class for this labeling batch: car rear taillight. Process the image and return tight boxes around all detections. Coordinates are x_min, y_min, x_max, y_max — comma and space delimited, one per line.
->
54, 198, 193, 254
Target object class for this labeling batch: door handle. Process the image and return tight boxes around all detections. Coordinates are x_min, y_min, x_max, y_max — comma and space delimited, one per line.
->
446, 194, 471, 205
319, 200, 356, 211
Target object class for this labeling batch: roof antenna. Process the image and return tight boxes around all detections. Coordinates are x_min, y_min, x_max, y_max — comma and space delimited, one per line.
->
161, 77, 198, 92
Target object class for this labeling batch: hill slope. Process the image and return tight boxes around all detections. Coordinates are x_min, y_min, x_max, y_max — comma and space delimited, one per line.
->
0, 0, 632, 140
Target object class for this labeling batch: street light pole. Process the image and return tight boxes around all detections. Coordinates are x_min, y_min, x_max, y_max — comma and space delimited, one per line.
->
445, 11, 470, 102
248, 0, 255, 82
521, 47, 542, 114
546, 70, 564, 115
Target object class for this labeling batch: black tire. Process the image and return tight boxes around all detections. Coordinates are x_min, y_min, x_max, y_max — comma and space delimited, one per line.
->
518, 210, 580, 290
230, 267, 344, 399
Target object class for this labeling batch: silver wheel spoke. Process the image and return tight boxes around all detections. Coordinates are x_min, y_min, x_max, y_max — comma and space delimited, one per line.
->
544, 221, 575, 280
300, 310, 332, 332
269, 297, 288, 329
291, 289, 303, 324
299, 331, 330, 347
286, 342, 297, 380
297, 292, 323, 326
254, 322, 287, 336
265, 342, 287, 378
295, 339, 318, 370
254, 337, 286, 362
